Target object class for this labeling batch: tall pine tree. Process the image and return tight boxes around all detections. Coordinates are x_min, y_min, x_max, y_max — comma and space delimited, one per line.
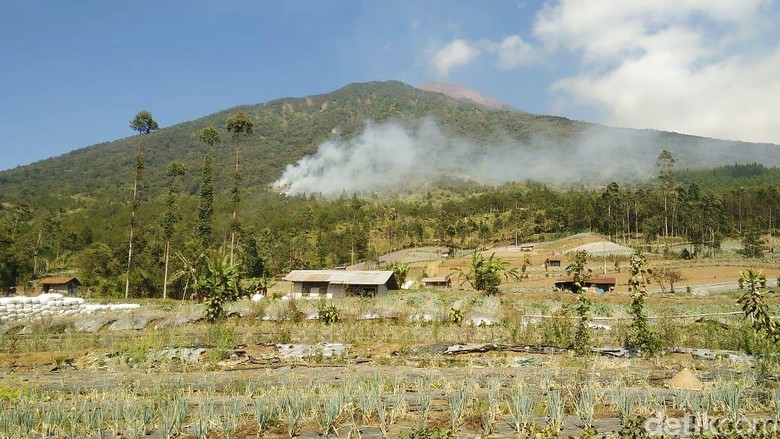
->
125, 111, 158, 298
225, 111, 253, 265
197, 126, 221, 250
162, 161, 186, 299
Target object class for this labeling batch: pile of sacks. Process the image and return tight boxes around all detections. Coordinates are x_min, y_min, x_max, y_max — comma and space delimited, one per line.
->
0, 293, 140, 324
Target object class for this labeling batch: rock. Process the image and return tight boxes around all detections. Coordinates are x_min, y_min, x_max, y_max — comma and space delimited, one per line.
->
81, 303, 140, 313
72, 317, 116, 333
465, 313, 499, 326
107, 315, 158, 331
159, 347, 207, 365
275, 343, 346, 359
154, 314, 203, 329
360, 309, 398, 320
225, 309, 250, 318
408, 313, 440, 323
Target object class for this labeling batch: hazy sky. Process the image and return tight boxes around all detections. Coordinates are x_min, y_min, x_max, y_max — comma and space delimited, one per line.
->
2, 0, 779, 171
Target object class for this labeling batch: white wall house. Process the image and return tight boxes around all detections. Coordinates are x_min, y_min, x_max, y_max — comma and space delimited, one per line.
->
283, 270, 398, 299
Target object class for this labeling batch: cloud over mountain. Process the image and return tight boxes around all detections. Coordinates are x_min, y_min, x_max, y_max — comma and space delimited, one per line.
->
427, 0, 780, 145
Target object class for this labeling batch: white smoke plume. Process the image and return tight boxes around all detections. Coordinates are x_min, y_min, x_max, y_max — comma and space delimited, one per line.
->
274, 118, 779, 196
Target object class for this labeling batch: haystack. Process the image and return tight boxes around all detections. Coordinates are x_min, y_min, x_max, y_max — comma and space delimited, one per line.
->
668, 368, 703, 391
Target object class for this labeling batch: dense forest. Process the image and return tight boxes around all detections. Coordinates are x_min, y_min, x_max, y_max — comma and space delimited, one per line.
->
1, 81, 779, 297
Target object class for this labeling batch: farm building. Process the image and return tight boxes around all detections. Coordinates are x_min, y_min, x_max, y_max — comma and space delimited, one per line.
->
39, 277, 81, 296
421, 276, 451, 288
283, 270, 398, 299
554, 277, 616, 293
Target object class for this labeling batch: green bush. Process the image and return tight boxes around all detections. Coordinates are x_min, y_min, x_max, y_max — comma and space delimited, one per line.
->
204, 323, 237, 361
318, 302, 340, 325
448, 308, 464, 326
540, 308, 573, 348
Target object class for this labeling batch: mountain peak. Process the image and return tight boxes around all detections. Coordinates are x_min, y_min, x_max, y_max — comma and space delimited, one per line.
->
417, 82, 509, 110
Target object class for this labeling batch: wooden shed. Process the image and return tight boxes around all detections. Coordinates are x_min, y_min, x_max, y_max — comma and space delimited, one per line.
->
39, 277, 81, 296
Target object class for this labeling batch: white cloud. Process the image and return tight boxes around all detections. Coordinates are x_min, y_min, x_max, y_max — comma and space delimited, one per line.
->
491, 35, 538, 69
534, 0, 780, 144
422, 1, 780, 144
430, 35, 539, 77
431, 39, 481, 78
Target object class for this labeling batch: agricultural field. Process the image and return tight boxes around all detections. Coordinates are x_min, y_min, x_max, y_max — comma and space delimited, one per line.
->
2, 252, 780, 439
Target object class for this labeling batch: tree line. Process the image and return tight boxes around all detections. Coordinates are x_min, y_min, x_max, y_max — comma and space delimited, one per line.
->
0, 129, 777, 298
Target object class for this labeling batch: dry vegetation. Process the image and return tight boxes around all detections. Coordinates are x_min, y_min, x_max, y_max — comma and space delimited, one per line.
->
1, 278, 780, 438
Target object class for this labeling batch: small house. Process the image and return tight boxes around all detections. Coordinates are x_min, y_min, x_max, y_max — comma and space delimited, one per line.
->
554, 277, 616, 293
39, 277, 81, 296
283, 270, 398, 299
421, 276, 451, 289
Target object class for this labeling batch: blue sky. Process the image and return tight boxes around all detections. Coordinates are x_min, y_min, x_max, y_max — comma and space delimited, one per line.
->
2, 0, 779, 171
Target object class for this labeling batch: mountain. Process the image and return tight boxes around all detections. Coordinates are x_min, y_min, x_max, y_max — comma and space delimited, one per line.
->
417, 82, 510, 110
1, 80, 778, 207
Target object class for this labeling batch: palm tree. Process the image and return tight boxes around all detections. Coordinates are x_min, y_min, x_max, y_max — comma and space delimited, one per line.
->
125, 110, 158, 298
225, 111, 254, 265
451, 252, 519, 295
170, 251, 205, 301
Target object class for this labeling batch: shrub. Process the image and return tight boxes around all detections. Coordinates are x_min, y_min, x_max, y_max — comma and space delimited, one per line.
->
318, 302, 340, 325
195, 255, 247, 323
451, 252, 520, 295
280, 299, 305, 323
540, 307, 573, 348
625, 252, 661, 355
204, 323, 237, 361
448, 308, 463, 326
567, 250, 592, 356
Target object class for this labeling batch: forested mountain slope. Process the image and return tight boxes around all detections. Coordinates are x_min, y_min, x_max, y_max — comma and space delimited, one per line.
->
1, 80, 777, 208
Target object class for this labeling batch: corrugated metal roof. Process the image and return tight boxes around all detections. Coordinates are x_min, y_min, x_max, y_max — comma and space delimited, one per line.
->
39, 277, 80, 285
284, 270, 394, 285
283, 271, 337, 283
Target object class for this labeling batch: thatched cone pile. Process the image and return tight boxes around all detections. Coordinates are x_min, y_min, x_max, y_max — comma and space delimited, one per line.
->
668, 368, 703, 391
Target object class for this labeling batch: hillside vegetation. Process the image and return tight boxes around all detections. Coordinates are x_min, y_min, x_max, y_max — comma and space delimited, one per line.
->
1, 81, 780, 298
1, 80, 778, 205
